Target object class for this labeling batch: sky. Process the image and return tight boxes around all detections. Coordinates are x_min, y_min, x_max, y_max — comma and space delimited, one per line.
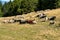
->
0, 0, 13, 2
0, 0, 14, 4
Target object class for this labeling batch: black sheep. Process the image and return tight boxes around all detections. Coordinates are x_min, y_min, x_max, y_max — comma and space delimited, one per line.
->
49, 16, 56, 20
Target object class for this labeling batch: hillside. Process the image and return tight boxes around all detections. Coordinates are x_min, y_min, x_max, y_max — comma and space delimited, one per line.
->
0, 8, 60, 40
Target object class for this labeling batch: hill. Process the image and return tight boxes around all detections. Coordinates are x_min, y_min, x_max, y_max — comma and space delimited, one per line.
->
0, 8, 60, 40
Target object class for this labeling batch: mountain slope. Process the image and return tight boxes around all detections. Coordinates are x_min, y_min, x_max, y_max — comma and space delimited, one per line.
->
0, 8, 60, 40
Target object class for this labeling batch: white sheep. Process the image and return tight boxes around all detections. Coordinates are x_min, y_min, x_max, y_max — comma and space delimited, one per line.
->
45, 17, 49, 21
2, 19, 9, 23
49, 21, 55, 25
33, 20, 37, 24
9, 19, 14, 23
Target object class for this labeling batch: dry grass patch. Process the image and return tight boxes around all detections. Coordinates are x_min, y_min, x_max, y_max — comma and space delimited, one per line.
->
0, 8, 60, 40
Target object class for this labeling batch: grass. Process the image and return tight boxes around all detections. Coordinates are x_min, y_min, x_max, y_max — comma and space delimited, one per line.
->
0, 21, 60, 40
0, 8, 60, 40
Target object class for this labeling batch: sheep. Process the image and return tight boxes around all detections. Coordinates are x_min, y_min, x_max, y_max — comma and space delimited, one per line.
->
2, 18, 15, 23
26, 19, 37, 24
33, 20, 37, 24
8, 19, 15, 23
39, 13, 46, 19
48, 16, 56, 21
19, 19, 27, 24
40, 17, 49, 22
13, 19, 27, 24
49, 21, 55, 25
2, 19, 9, 23
14, 19, 21, 22
14, 18, 26, 24
36, 15, 39, 17
36, 13, 47, 19
27, 20, 34, 24
45, 17, 49, 21
40, 19, 46, 22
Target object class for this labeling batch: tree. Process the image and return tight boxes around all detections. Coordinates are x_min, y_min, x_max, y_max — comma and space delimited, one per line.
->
0, 1, 3, 17
38, 0, 58, 10
20, 0, 38, 14
2, 0, 59, 17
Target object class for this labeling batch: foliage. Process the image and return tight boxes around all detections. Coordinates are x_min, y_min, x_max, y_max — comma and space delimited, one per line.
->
0, 0, 60, 17
0, 1, 3, 17
38, 0, 58, 10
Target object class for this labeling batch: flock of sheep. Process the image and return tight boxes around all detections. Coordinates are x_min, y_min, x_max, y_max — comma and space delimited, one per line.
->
36, 13, 56, 24
2, 11, 56, 25
2, 18, 37, 24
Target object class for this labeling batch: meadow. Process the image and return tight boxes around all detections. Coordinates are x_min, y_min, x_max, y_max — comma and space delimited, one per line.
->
0, 8, 60, 40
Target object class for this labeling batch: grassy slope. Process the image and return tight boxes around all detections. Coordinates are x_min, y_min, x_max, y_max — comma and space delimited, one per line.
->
0, 8, 60, 40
